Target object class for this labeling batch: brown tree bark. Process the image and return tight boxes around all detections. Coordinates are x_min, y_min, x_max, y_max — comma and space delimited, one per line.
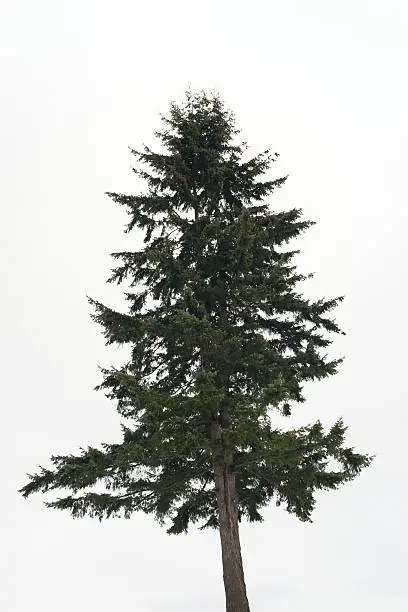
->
212, 420, 250, 612
203, 288, 250, 610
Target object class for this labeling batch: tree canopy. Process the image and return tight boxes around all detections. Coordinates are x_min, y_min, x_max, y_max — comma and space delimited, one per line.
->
20, 91, 371, 537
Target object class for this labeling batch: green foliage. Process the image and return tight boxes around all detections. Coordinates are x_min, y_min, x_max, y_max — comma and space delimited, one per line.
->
19, 91, 372, 533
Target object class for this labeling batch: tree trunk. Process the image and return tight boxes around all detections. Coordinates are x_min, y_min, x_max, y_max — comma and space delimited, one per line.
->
214, 456, 250, 612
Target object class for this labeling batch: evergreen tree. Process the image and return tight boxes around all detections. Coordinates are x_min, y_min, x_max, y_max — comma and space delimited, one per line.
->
19, 91, 372, 612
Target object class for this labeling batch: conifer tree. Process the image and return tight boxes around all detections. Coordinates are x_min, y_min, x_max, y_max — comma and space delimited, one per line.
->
20, 91, 371, 612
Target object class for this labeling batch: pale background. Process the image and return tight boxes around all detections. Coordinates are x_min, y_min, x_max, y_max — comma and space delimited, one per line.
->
1, 1, 407, 610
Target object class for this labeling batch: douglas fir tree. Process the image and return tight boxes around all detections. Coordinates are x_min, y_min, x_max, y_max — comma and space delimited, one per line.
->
20, 91, 371, 612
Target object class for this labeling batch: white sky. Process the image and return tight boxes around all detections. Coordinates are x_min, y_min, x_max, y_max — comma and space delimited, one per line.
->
1, 1, 407, 610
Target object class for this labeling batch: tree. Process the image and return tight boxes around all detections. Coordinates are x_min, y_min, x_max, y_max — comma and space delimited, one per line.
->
19, 91, 372, 612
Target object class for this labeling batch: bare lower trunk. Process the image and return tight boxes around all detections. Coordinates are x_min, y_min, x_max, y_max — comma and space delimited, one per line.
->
214, 456, 250, 612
